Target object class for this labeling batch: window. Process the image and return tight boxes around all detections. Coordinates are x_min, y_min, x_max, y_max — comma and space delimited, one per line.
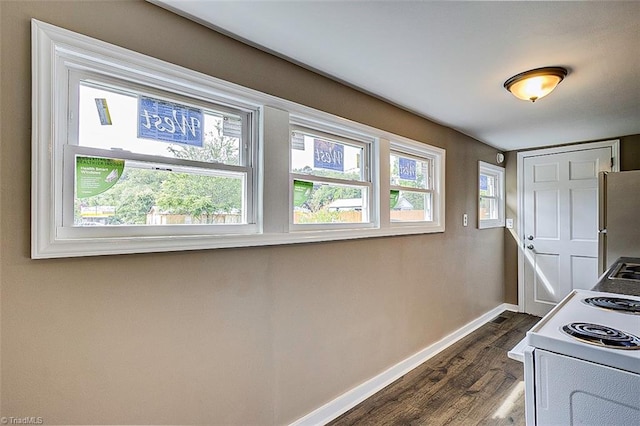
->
290, 125, 373, 229
32, 20, 446, 258
389, 138, 445, 230
69, 75, 255, 231
32, 20, 260, 258
390, 151, 432, 222
478, 161, 505, 229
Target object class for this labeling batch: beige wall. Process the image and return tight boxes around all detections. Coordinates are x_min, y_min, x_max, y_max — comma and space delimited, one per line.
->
620, 134, 640, 171
0, 1, 507, 424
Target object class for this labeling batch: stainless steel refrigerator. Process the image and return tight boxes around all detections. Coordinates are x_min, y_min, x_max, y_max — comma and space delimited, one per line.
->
598, 170, 640, 273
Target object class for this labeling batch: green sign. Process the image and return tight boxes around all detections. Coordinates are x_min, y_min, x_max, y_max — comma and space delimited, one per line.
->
293, 180, 313, 207
76, 156, 124, 199
390, 190, 400, 208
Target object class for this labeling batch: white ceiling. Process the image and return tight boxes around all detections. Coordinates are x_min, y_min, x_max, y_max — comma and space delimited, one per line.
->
152, 1, 640, 151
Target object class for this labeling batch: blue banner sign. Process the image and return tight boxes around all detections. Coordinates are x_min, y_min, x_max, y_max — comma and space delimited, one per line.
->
399, 157, 417, 180
138, 96, 203, 147
314, 139, 344, 172
480, 174, 488, 192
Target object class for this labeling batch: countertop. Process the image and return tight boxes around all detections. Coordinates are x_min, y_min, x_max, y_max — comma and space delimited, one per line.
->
591, 257, 640, 297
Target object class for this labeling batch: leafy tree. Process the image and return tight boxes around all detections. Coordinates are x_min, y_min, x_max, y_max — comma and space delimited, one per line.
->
75, 120, 242, 225
116, 186, 156, 224
156, 125, 243, 221
156, 173, 241, 223
167, 128, 240, 165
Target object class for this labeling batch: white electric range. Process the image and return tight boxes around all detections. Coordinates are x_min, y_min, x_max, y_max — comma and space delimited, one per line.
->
509, 289, 640, 425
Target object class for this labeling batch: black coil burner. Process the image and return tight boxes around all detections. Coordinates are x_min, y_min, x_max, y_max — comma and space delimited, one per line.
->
610, 263, 640, 281
562, 322, 640, 350
583, 297, 640, 315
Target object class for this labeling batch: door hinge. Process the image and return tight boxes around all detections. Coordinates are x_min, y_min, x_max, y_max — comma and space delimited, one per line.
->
611, 157, 614, 168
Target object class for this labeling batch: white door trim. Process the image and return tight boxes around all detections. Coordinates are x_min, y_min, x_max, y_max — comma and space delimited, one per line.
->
516, 140, 620, 311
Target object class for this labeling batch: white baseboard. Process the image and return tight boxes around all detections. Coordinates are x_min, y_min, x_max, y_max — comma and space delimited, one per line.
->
289, 303, 515, 426
502, 303, 520, 312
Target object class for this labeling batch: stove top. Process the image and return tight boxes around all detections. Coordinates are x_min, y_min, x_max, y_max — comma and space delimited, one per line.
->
608, 262, 640, 281
526, 290, 640, 374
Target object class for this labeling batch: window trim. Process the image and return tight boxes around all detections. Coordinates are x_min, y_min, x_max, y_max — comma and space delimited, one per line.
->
289, 123, 374, 230
388, 138, 445, 229
32, 19, 446, 259
478, 161, 505, 229
67, 71, 257, 231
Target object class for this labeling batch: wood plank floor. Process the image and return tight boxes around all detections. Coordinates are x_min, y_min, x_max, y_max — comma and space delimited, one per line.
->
327, 311, 541, 426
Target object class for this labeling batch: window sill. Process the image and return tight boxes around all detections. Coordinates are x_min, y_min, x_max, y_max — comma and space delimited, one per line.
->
478, 220, 505, 229
33, 224, 445, 258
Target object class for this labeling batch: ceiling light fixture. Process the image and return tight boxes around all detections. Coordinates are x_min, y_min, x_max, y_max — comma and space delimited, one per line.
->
504, 67, 568, 102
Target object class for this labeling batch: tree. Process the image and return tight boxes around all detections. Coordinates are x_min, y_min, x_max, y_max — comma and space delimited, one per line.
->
156, 173, 241, 223
156, 125, 243, 221
167, 127, 240, 165
75, 120, 243, 225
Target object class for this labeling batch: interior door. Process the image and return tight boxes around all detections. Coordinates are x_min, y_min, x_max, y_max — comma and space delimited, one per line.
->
523, 147, 612, 316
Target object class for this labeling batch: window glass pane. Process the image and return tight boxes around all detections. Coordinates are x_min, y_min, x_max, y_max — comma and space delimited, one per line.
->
291, 131, 364, 181
390, 153, 430, 189
391, 190, 432, 222
78, 82, 242, 166
479, 173, 496, 197
74, 156, 245, 226
479, 197, 498, 220
293, 182, 367, 224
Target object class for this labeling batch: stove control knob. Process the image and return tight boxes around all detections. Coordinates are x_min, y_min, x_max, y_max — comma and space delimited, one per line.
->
527, 235, 534, 240
527, 244, 535, 250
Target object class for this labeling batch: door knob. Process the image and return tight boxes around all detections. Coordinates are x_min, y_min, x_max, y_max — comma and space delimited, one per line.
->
527, 235, 534, 240
527, 244, 535, 250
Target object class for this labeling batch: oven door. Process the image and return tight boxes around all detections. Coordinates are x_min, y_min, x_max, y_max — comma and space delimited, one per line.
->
534, 349, 640, 425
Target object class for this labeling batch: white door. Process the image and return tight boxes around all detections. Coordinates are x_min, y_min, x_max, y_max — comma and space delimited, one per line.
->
522, 146, 612, 316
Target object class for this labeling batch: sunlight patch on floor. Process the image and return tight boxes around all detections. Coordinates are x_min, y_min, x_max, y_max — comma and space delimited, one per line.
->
492, 380, 525, 419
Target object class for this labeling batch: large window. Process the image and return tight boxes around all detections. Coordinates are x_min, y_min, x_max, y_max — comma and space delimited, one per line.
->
32, 20, 446, 258
290, 125, 373, 228
478, 161, 505, 229
70, 75, 254, 230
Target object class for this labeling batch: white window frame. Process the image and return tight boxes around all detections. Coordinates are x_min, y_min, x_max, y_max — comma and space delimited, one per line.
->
63, 71, 257, 236
289, 121, 375, 231
387, 137, 445, 232
32, 20, 446, 258
478, 161, 505, 229
32, 20, 261, 258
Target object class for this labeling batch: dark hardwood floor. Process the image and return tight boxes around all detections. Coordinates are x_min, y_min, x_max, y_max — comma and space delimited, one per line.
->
327, 311, 540, 426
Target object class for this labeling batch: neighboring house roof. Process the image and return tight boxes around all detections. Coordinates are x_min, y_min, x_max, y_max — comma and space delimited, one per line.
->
394, 197, 414, 210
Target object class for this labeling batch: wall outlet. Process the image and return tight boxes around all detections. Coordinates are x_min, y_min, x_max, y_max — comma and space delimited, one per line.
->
506, 218, 514, 229
463, 213, 468, 227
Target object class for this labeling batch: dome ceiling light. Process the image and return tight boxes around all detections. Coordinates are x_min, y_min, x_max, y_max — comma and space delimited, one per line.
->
504, 67, 568, 102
